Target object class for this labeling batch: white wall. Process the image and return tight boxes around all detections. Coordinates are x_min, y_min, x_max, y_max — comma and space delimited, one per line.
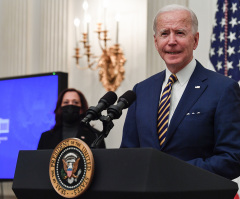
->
189, 0, 217, 71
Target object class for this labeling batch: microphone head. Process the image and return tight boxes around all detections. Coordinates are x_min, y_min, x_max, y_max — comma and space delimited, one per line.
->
118, 90, 136, 108
99, 91, 118, 106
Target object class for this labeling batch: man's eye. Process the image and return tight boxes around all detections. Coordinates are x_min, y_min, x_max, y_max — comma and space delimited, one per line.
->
177, 32, 184, 35
159, 33, 168, 38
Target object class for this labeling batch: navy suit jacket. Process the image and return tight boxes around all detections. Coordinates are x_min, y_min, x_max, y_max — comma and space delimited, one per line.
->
121, 60, 240, 180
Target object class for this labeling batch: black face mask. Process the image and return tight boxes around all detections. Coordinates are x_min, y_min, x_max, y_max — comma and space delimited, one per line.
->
61, 105, 81, 124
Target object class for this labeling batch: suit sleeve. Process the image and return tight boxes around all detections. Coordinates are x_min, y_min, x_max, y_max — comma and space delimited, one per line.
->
37, 130, 57, 150
187, 81, 240, 180
37, 133, 48, 150
120, 85, 140, 148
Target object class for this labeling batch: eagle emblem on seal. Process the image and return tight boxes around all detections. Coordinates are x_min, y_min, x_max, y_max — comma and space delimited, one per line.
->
61, 152, 82, 184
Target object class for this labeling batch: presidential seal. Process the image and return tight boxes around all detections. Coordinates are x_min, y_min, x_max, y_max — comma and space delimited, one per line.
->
49, 138, 94, 198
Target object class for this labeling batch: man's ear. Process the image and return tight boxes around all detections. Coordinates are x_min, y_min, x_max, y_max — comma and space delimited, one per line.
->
193, 32, 199, 50
154, 34, 158, 50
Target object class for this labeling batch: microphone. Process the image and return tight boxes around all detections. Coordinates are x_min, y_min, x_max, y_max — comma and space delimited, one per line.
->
107, 90, 136, 120
81, 91, 118, 123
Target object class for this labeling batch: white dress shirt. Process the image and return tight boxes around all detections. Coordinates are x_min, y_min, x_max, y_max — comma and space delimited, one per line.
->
160, 58, 196, 124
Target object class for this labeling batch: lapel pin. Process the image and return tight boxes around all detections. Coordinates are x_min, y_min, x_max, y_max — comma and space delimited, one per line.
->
186, 113, 190, 115
195, 86, 200, 89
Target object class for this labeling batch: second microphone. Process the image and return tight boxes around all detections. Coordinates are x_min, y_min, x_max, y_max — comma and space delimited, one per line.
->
81, 91, 118, 123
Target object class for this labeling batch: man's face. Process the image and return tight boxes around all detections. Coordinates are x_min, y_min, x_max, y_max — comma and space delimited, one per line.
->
154, 10, 199, 73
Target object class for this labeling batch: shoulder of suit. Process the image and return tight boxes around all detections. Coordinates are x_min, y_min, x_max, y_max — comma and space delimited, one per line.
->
195, 61, 237, 85
135, 71, 164, 87
201, 66, 237, 84
41, 128, 61, 137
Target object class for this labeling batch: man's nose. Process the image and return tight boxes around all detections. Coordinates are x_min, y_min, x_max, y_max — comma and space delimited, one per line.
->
168, 33, 177, 45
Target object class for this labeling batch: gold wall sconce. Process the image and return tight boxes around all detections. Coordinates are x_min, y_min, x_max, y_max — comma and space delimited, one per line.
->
73, 1, 126, 91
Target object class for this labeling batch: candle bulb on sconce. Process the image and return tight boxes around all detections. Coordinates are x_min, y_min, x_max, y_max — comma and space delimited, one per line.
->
86, 14, 91, 44
82, 0, 88, 34
103, 0, 108, 30
73, 17, 82, 65
87, 23, 89, 44
74, 18, 80, 47
82, 0, 88, 15
115, 14, 120, 44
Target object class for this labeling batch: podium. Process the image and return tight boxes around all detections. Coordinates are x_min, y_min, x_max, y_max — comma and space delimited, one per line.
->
12, 148, 238, 199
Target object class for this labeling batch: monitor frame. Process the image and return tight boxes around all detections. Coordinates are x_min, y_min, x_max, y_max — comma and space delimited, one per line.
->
0, 71, 68, 181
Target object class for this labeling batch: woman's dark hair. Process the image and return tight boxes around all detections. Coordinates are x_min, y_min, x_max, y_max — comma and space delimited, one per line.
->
52, 88, 88, 131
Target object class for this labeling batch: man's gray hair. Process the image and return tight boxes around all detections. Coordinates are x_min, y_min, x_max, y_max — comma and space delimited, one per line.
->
153, 4, 198, 35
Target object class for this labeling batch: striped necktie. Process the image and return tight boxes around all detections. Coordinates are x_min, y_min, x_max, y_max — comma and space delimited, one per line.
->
157, 74, 178, 146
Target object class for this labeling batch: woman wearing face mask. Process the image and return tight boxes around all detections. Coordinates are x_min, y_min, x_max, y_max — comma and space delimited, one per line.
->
37, 88, 105, 149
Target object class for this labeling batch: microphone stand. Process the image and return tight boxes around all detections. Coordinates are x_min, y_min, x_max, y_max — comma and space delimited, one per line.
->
90, 115, 114, 148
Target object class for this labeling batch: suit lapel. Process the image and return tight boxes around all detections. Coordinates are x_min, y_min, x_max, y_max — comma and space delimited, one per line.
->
161, 62, 208, 149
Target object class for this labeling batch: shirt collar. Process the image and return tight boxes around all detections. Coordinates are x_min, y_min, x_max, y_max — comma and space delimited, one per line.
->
165, 58, 196, 86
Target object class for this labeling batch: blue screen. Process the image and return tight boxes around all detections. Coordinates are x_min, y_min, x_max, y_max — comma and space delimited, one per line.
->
0, 75, 59, 179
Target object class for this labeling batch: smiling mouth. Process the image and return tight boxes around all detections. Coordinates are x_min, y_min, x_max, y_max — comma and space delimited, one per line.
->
166, 52, 180, 54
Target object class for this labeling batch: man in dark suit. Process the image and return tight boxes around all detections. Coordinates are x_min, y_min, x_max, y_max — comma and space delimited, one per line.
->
121, 4, 240, 180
